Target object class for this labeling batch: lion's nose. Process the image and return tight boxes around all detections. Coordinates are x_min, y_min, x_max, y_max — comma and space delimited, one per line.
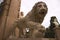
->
42, 8, 45, 10
41, 6, 46, 10
41, 8, 46, 12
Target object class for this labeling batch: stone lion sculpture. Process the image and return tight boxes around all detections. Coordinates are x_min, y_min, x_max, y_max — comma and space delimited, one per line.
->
3, 1, 48, 40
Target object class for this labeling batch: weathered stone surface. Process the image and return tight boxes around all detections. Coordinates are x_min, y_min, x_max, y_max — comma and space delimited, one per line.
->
7, 38, 56, 40
54, 27, 60, 40
0, 0, 21, 40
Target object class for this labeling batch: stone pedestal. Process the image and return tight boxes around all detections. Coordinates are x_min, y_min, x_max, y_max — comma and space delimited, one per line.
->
54, 27, 60, 40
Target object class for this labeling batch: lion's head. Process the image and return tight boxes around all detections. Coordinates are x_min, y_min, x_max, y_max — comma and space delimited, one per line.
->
26, 1, 48, 23
32, 1, 48, 17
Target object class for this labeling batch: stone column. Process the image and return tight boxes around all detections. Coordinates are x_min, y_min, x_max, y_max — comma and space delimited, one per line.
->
0, 0, 21, 40
0, 0, 12, 40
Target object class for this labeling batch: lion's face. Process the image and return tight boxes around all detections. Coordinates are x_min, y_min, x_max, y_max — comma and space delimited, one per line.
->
36, 2, 48, 17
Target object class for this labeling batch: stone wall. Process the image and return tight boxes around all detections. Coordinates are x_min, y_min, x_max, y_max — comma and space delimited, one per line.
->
54, 27, 60, 40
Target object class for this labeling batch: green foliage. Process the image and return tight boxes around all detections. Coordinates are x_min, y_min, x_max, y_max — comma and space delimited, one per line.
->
44, 28, 55, 38
0, 2, 4, 16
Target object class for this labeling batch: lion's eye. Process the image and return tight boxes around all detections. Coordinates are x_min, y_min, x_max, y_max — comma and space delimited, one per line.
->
38, 5, 42, 7
44, 5, 46, 7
